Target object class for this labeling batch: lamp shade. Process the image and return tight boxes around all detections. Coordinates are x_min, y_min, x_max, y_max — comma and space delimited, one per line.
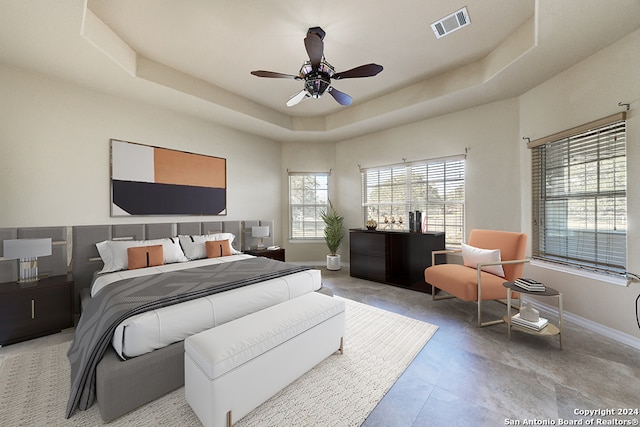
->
3, 238, 52, 259
251, 226, 270, 238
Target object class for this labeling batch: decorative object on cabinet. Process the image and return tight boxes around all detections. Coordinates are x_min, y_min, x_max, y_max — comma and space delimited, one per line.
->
425, 229, 528, 327
251, 226, 270, 249
350, 228, 445, 293
3, 238, 52, 283
365, 219, 377, 230
110, 139, 227, 216
321, 201, 344, 271
0, 274, 74, 345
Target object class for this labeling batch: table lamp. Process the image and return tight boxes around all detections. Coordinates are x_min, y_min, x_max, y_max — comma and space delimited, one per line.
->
3, 238, 52, 283
251, 226, 270, 250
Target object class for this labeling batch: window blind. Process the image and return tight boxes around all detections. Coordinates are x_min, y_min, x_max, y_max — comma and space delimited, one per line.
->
361, 156, 465, 245
531, 117, 626, 276
289, 172, 329, 240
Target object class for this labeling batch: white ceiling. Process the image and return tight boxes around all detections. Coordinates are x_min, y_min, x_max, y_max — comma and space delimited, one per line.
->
1, 0, 639, 143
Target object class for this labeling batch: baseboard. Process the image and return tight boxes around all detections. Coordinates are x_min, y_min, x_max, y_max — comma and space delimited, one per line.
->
527, 299, 640, 350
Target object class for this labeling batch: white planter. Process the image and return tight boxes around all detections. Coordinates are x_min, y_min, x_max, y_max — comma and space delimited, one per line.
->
326, 254, 341, 271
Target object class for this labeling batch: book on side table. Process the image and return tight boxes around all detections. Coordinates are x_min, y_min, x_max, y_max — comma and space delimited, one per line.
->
511, 313, 548, 331
514, 277, 546, 292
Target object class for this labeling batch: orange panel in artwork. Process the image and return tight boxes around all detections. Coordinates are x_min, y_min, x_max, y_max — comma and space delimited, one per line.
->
153, 148, 226, 188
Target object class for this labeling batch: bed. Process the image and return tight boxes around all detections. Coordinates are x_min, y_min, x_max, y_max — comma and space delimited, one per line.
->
64, 220, 328, 422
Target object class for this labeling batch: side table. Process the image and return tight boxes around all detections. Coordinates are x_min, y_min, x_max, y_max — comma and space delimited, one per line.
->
0, 274, 74, 346
245, 247, 285, 262
503, 282, 563, 349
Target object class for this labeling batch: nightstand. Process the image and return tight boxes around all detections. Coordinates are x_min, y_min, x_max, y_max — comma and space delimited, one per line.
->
245, 248, 286, 262
0, 274, 74, 346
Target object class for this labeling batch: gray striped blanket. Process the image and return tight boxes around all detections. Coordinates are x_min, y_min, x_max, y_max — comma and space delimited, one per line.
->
66, 257, 311, 418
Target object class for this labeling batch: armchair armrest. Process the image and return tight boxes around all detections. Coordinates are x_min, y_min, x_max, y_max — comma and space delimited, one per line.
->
431, 249, 462, 266
477, 258, 530, 300
476, 258, 530, 269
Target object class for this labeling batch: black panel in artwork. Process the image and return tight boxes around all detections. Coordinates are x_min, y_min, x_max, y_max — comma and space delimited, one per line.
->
112, 180, 226, 215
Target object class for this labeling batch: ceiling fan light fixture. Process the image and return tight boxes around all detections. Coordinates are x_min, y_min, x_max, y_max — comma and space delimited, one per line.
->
250, 26, 383, 106
299, 59, 334, 98
305, 75, 331, 98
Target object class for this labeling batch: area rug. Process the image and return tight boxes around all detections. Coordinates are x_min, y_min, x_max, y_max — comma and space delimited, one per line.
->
0, 297, 437, 426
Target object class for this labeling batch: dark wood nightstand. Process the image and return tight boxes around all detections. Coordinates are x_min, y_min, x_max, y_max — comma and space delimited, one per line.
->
245, 248, 286, 262
0, 274, 74, 346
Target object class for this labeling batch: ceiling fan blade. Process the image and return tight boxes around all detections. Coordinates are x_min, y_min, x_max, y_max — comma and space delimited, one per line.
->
304, 33, 324, 69
333, 63, 383, 80
286, 90, 309, 107
328, 87, 352, 106
251, 70, 300, 79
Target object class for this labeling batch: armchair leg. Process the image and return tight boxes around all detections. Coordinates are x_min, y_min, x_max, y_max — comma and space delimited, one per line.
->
432, 285, 506, 327
477, 299, 505, 327
432, 286, 456, 301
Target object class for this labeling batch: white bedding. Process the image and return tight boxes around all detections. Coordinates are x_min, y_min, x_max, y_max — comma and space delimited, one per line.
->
91, 255, 322, 359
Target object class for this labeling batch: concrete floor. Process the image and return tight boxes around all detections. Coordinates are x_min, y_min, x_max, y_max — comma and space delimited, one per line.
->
319, 266, 640, 427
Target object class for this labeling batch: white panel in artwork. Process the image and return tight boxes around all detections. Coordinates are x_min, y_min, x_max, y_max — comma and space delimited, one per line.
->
111, 140, 155, 183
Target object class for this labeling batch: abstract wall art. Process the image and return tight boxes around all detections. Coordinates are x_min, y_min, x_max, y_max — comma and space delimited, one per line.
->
110, 139, 227, 216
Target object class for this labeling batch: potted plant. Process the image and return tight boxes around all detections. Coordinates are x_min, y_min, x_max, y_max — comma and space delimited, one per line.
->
320, 200, 344, 270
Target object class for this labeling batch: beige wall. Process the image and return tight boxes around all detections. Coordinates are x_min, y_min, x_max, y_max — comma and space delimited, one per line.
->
280, 141, 336, 261
282, 98, 523, 264
2, 28, 639, 341
282, 29, 640, 341
518, 28, 640, 339
335, 97, 522, 235
0, 64, 282, 229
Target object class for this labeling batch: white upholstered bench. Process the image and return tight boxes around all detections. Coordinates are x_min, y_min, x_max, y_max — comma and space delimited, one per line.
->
184, 292, 346, 427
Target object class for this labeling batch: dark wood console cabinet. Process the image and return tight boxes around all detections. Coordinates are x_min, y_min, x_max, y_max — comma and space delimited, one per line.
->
0, 274, 74, 346
349, 229, 445, 293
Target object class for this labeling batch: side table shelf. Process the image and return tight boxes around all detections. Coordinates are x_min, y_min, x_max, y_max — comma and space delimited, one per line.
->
503, 282, 563, 349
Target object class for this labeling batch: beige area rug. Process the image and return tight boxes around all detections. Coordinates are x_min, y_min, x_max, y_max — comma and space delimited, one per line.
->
0, 297, 437, 426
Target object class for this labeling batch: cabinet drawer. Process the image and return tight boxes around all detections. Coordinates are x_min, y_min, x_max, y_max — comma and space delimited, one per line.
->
350, 254, 388, 282
350, 232, 387, 256
0, 277, 73, 345
349, 229, 445, 293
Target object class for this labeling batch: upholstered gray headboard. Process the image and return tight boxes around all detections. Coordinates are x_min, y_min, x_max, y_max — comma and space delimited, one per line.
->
1, 220, 274, 316
71, 220, 274, 314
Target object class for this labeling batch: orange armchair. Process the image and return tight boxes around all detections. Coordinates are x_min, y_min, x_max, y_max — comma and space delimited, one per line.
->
424, 229, 528, 327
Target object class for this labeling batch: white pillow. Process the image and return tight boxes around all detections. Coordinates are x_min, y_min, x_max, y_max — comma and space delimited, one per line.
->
178, 233, 240, 260
461, 243, 505, 278
96, 237, 188, 273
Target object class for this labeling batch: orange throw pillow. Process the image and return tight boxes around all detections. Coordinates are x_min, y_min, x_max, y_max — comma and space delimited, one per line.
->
206, 239, 233, 258
127, 245, 164, 270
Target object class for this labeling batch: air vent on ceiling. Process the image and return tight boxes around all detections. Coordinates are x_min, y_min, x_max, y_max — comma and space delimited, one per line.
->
431, 7, 470, 39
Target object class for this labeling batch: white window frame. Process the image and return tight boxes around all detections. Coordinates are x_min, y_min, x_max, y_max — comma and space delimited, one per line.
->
529, 113, 627, 280
288, 172, 330, 241
361, 155, 465, 246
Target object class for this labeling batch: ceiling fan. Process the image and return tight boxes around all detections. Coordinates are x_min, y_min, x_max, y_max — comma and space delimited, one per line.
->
250, 27, 383, 107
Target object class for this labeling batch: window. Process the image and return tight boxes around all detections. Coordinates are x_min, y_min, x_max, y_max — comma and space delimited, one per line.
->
530, 113, 627, 277
289, 172, 329, 240
361, 156, 465, 246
